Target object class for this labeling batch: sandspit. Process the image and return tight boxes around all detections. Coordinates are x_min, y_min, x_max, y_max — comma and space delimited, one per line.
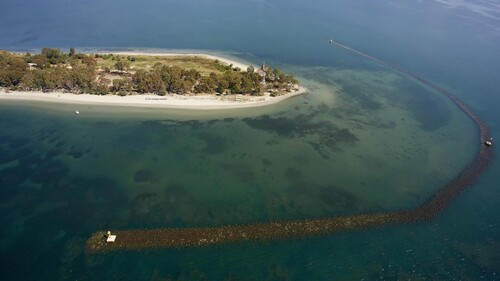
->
0, 87, 306, 110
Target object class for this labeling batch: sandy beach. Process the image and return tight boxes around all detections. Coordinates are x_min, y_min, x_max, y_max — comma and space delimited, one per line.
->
0, 87, 306, 110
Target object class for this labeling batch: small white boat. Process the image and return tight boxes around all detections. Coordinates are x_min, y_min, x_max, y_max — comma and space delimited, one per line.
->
485, 137, 493, 146
75, 110, 80, 115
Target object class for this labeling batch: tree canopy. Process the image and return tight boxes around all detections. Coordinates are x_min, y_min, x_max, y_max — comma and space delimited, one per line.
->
0, 48, 299, 96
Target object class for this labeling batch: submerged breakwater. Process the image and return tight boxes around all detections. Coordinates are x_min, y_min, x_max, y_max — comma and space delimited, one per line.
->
87, 43, 493, 252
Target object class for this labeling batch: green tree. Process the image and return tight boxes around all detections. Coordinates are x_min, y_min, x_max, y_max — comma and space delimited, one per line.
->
224, 71, 242, 94
81, 56, 97, 68
0, 53, 28, 86
132, 70, 167, 94
70, 64, 97, 93
31, 55, 50, 69
111, 78, 133, 93
92, 78, 111, 95
273, 67, 285, 81
114, 60, 130, 72
41, 48, 66, 64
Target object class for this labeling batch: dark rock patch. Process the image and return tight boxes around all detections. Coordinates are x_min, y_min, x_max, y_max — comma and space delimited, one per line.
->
262, 158, 271, 166
0, 166, 32, 188
31, 160, 68, 184
308, 142, 330, 160
8, 137, 30, 149
220, 163, 256, 183
332, 128, 358, 144
0, 148, 17, 164
15, 147, 34, 160
19, 152, 41, 166
45, 182, 79, 202
178, 120, 203, 130
243, 114, 358, 150
338, 82, 382, 111
0, 134, 12, 145
394, 80, 452, 131
165, 184, 192, 204
292, 155, 310, 166
44, 148, 61, 160
287, 183, 363, 215
47, 136, 60, 144
285, 167, 302, 184
55, 140, 66, 148
243, 114, 303, 137
66, 146, 86, 159
133, 169, 159, 184
318, 185, 359, 210
198, 132, 227, 154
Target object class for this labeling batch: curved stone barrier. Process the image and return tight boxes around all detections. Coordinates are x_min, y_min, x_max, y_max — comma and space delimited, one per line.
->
87, 43, 493, 252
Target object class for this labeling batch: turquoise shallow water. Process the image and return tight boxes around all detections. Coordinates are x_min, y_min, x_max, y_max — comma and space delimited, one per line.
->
1, 0, 500, 280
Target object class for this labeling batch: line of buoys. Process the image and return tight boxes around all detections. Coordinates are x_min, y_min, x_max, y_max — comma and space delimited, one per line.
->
86, 42, 493, 252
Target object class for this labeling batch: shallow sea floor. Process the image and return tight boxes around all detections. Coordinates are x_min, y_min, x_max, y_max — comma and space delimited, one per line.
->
0, 64, 494, 280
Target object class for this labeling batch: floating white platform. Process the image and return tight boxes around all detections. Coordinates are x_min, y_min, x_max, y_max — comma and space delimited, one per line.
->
106, 231, 116, 243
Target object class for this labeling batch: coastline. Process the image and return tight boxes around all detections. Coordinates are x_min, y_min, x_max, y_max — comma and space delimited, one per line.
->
0, 87, 306, 110
0, 51, 306, 110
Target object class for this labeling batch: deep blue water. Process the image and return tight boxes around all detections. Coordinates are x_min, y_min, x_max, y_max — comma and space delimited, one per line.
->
1, 0, 499, 280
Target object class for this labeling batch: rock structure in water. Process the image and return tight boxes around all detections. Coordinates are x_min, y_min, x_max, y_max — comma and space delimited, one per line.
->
87, 43, 494, 252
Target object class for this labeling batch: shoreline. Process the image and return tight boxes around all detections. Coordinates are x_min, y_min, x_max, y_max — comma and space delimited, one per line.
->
0, 87, 306, 110
0, 51, 306, 110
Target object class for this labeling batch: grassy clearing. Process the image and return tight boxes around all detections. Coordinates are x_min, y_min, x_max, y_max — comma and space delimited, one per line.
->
95, 54, 233, 76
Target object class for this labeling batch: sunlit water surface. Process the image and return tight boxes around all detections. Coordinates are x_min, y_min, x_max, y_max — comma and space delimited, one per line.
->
1, 0, 499, 280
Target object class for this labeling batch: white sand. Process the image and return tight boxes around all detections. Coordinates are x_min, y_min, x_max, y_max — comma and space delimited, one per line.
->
0, 87, 306, 110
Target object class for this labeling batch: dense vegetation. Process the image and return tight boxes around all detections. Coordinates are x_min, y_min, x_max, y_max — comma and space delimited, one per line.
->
0, 48, 298, 96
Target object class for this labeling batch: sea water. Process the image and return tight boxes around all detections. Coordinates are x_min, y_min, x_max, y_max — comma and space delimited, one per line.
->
0, 0, 499, 280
